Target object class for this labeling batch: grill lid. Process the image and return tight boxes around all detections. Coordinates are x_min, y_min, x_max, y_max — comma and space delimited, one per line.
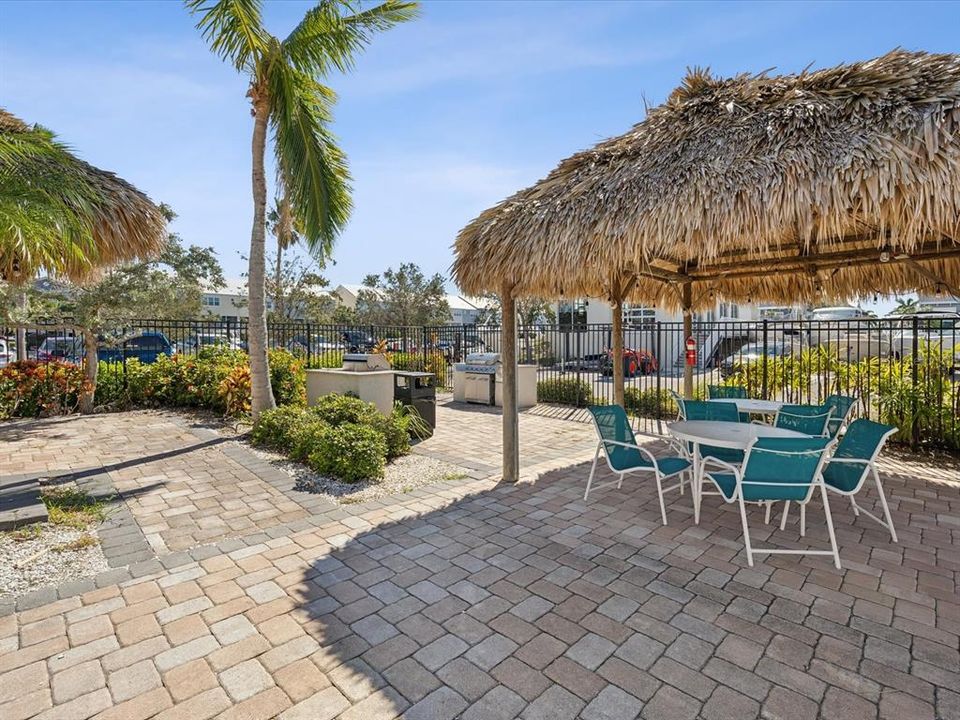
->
464, 352, 500, 365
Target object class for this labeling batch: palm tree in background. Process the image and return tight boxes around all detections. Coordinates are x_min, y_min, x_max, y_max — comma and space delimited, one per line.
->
267, 193, 299, 319
187, 0, 418, 417
893, 297, 919, 315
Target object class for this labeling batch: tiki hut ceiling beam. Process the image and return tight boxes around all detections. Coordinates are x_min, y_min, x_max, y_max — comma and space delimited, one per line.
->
685, 241, 960, 282
904, 258, 960, 297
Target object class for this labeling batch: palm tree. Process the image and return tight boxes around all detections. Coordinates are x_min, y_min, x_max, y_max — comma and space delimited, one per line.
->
187, 0, 418, 418
892, 297, 919, 315
267, 193, 298, 319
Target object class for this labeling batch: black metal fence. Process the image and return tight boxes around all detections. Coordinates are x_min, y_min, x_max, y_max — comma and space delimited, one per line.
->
2, 316, 958, 449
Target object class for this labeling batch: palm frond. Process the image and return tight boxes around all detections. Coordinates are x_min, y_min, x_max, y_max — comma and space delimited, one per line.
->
282, 0, 418, 75
267, 61, 351, 262
185, 0, 267, 72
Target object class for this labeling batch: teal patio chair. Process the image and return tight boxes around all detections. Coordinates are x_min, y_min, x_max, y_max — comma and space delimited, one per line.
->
707, 385, 750, 422
585, 405, 691, 525
822, 394, 859, 439
780, 419, 898, 541
699, 436, 840, 568
772, 404, 833, 436
682, 400, 745, 465
668, 389, 686, 420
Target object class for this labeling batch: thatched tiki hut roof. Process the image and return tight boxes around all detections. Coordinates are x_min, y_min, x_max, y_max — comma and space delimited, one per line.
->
453, 49, 960, 482
1, 108, 167, 282
453, 50, 960, 307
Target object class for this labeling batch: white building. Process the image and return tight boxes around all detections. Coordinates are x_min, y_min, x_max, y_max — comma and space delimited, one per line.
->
331, 283, 490, 325
201, 280, 274, 321
554, 298, 762, 327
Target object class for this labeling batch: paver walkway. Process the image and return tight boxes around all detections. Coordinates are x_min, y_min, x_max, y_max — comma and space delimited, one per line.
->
0, 404, 957, 719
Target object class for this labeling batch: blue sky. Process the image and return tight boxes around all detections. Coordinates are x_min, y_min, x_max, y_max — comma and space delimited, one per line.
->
2, 0, 958, 311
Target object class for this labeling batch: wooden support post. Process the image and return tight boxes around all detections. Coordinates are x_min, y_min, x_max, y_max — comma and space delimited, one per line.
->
681, 281, 694, 399
500, 284, 519, 483
612, 293, 625, 408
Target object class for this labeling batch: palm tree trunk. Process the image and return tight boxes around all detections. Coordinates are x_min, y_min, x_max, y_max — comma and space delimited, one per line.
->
15, 289, 27, 362
79, 329, 98, 414
249, 97, 276, 418
274, 242, 283, 320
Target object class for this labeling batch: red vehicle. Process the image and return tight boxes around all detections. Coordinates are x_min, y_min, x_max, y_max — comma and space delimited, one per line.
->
601, 348, 659, 377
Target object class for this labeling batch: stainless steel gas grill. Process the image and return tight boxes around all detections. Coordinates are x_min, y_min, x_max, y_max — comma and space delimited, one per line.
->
455, 352, 500, 405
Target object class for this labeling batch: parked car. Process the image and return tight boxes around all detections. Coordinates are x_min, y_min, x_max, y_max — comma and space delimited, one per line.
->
886, 312, 960, 361
286, 334, 340, 355
97, 332, 174, 364
0, 339, 12, 367
37, 335, 83, 363
600, 348, 659, 377
178, 332, 244, 354
719, 341, 797, 378
340, 330, 375, 352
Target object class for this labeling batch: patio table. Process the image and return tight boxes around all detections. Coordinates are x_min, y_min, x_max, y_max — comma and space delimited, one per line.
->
705, 397, 783, 415
666, 420, 809, 523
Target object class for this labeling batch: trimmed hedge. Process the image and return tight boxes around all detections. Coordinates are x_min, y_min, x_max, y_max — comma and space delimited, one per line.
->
94, 347, 305, 417
537, 378, 593, 405
0, 360, 90, 419
251, 394, 412, 482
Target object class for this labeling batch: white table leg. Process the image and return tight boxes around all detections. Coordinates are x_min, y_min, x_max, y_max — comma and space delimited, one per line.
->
692, 441, 702, 525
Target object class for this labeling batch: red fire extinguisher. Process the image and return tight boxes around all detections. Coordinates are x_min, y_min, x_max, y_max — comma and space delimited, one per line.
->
685, 336, 697, 367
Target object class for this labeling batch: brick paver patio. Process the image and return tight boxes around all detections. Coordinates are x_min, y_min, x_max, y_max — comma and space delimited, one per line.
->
0, 403, 957, 719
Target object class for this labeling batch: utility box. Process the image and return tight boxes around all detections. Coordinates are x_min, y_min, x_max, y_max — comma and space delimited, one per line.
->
394, 371, 436, 433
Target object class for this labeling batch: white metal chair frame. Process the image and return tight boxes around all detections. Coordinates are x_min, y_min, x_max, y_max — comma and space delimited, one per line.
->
826, 394, 860, 438
779, 425, 899, 542
698, 440, 841, 568
585, 423, 691, 526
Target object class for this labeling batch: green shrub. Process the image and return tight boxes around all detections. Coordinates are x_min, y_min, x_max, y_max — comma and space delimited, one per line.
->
94, 364, 129, 408
308, 393, 410, 459
380, 410, 411, 459
537, 378, 593, 405
309, 393, 381, 426
268, 349, 306, 407
0, 360, 90, 418
306, 422, 387, 482
251, 406, 315, 453
624, 388, 677, 419
290, 418, 332, 462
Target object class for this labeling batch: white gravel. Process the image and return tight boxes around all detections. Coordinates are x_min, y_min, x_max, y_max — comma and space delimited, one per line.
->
241, 441, 470, 506
0, 524, 108, 599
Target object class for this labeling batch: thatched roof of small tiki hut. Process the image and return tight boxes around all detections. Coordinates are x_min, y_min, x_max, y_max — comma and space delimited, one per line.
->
1, 108, 167, 282
453, 50, 960, 308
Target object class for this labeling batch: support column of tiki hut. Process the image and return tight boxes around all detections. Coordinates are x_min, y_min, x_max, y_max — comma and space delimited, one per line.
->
453, 50, 960, 483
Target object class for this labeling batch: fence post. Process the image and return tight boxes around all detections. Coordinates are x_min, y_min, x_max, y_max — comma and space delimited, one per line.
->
911, 315, 919, 448
761, 319, 769, 400
655, 321, 662, 433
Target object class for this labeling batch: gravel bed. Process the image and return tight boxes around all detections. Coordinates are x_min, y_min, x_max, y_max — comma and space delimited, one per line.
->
0, 524, 108, 598
241, 441, 470, 505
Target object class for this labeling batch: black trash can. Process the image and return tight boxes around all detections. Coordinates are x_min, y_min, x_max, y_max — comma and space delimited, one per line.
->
394, 371, 436, 434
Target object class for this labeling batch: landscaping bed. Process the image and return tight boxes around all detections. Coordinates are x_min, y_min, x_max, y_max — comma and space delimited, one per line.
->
248, 394, 470, 504
244, 441, 467, 505
0, 484, 110, 598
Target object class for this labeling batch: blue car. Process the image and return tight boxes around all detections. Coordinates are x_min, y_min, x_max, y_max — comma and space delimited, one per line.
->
98, 332, 174, 364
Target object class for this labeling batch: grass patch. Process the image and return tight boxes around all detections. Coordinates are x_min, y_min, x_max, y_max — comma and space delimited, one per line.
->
53, 533, 100, 552
7, 524, 43, 542
41, 486, 109, 529
442, 472, 468, 482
